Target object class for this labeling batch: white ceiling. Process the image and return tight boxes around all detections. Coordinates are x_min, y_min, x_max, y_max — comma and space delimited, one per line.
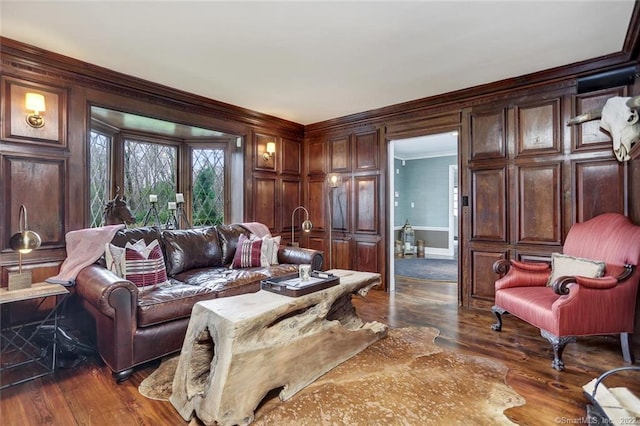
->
0, 1, 635, 126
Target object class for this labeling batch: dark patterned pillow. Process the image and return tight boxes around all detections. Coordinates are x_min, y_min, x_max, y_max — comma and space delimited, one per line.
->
231, 234, 263, 269
106, 239, 168, 290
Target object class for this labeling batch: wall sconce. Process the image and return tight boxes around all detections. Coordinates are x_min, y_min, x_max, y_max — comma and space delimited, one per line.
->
8, 205, 42, 290
25, 92, 46, 128
290, 206, 313, 247
262, 141, 276, 161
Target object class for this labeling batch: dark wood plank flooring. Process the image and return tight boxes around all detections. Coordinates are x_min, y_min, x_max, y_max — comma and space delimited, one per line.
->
1, 276, 637, 425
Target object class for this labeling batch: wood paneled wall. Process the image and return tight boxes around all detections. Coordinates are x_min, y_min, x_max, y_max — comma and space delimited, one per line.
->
2, 19, 640, 347
0, 37, 304, 284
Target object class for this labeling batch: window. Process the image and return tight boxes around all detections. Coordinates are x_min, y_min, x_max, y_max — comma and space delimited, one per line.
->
124, 137, 178, 227
191, 146, 226, 227
89, 120, 232, 229
88, 130, 112, 228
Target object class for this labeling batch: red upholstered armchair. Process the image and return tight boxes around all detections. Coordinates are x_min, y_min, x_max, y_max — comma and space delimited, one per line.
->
491, 213, 640, 371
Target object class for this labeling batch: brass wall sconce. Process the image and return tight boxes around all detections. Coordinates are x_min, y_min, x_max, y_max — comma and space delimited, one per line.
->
290, 206, 312, 247
25, 92, 46, 128
8, 205, 42, 290
262, 142, 276, 161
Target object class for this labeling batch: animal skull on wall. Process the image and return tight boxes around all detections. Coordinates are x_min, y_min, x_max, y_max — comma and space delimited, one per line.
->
567, 95, 640, 162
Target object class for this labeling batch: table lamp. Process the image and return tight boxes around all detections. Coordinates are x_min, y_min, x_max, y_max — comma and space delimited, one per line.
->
8, 205, 42, 290
290, 206, 312, 247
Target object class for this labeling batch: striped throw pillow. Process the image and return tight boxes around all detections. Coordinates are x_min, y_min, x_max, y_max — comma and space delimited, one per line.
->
107, 239, 168, 290
231, 234, 263, 268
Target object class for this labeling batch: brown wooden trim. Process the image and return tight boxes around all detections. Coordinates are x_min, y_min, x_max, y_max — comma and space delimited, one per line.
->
0, 37, 304, 137
306, 53, 637, 133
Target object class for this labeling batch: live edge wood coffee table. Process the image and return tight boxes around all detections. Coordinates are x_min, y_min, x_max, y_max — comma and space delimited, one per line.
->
170, 269, 388, 426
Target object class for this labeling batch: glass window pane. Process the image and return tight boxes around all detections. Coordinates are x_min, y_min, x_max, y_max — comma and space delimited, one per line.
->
192, 148, 225, 226
89, 131, 111, 228
124, 139, 177, 227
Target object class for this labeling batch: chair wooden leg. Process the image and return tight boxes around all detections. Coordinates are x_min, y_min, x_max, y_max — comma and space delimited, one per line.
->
541, 329, 575, 371
491, 306, 507, 331
621, 333, 634, 364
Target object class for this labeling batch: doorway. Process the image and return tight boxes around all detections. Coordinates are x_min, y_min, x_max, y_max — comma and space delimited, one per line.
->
388, 132, 459, 293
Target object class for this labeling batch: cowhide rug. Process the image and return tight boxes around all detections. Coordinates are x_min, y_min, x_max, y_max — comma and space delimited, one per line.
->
139, 327, 525, 425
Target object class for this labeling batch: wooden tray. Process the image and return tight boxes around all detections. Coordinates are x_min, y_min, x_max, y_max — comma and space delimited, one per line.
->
261, 271, 340, 297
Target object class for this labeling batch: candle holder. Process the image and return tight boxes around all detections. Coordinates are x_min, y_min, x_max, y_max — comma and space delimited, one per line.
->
142, 201, 162, 228
176, 202, 191, 229
165, 202, 178, 230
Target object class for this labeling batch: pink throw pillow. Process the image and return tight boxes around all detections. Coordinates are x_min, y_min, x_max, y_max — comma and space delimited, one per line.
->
231, 234, 263, 268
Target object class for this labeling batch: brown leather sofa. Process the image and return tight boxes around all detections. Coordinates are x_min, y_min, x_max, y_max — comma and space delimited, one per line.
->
75, 223, 323, 382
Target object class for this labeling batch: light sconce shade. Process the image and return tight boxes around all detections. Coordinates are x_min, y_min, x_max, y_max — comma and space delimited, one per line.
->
327, 173, 341, 188
262, 141, 276, 161
291, 206, 312, 247
8, 205, 42, 290
25, 92, 46, 128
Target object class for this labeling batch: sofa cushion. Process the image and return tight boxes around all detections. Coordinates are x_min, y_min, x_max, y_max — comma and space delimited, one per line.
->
231, 234, 263, 268
217, 224, 250, 266
105, 238, 168, 290
111, 226, 164, 249
260, 235, 281, 266
163, 227, 223, 276
547, 252, 605, 286
136, 264, 301, 327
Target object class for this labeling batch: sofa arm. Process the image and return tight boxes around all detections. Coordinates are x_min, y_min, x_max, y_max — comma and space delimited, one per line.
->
277, 246, 324, 271
494, 259, 551, 291
75, 264, 139, 319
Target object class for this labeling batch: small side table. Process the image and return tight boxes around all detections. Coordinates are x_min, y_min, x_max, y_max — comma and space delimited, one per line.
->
0, 282, 69, 389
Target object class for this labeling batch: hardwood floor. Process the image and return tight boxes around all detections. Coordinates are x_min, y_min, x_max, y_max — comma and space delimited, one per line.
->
1, 276, 637, 425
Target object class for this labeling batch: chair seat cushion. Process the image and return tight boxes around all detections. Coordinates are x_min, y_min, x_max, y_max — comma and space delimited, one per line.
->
495, 286, 561, 334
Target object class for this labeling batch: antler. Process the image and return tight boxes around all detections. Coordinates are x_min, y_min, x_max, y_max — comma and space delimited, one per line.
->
626, 94, 640, 110
566, 109, 603, 126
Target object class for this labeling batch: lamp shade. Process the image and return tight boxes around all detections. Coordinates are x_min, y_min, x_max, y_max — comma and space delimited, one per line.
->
25, 93, 46, 112
9, 205, 41, 253
266, 142, 276, 154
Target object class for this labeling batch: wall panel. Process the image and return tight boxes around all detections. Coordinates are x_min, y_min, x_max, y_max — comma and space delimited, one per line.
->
354, 131, 378, 171
307, 138, 325, 175
331, 238, 351, 270
516, 99, 560, 156
469, 109, 506, 160
307, 178, 326, 231
331, 178, 350, 233
329, 135, 350, 172
471, 249, 505, 305
254, 132, 277, 171
282, 137, 301, 175
574, 159, 626, 222
517, 162, 562, 244
253, 177, 276, 230
2, 155, 66, 249
354, 176, 378, 234
572, 87, 627, 152
354, 240, 379, 273
281, 179, 301, 237
470, 167, 507, 242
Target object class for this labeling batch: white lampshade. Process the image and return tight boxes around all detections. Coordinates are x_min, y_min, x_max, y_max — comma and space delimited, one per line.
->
26, 93, 46, 113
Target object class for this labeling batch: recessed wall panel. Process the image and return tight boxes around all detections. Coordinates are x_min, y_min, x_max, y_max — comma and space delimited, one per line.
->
574, 159, 625, 223
469, 109, 506, 160
516, 99, 560, 156
471, 167, 506, 242
517, 163, 561, 244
